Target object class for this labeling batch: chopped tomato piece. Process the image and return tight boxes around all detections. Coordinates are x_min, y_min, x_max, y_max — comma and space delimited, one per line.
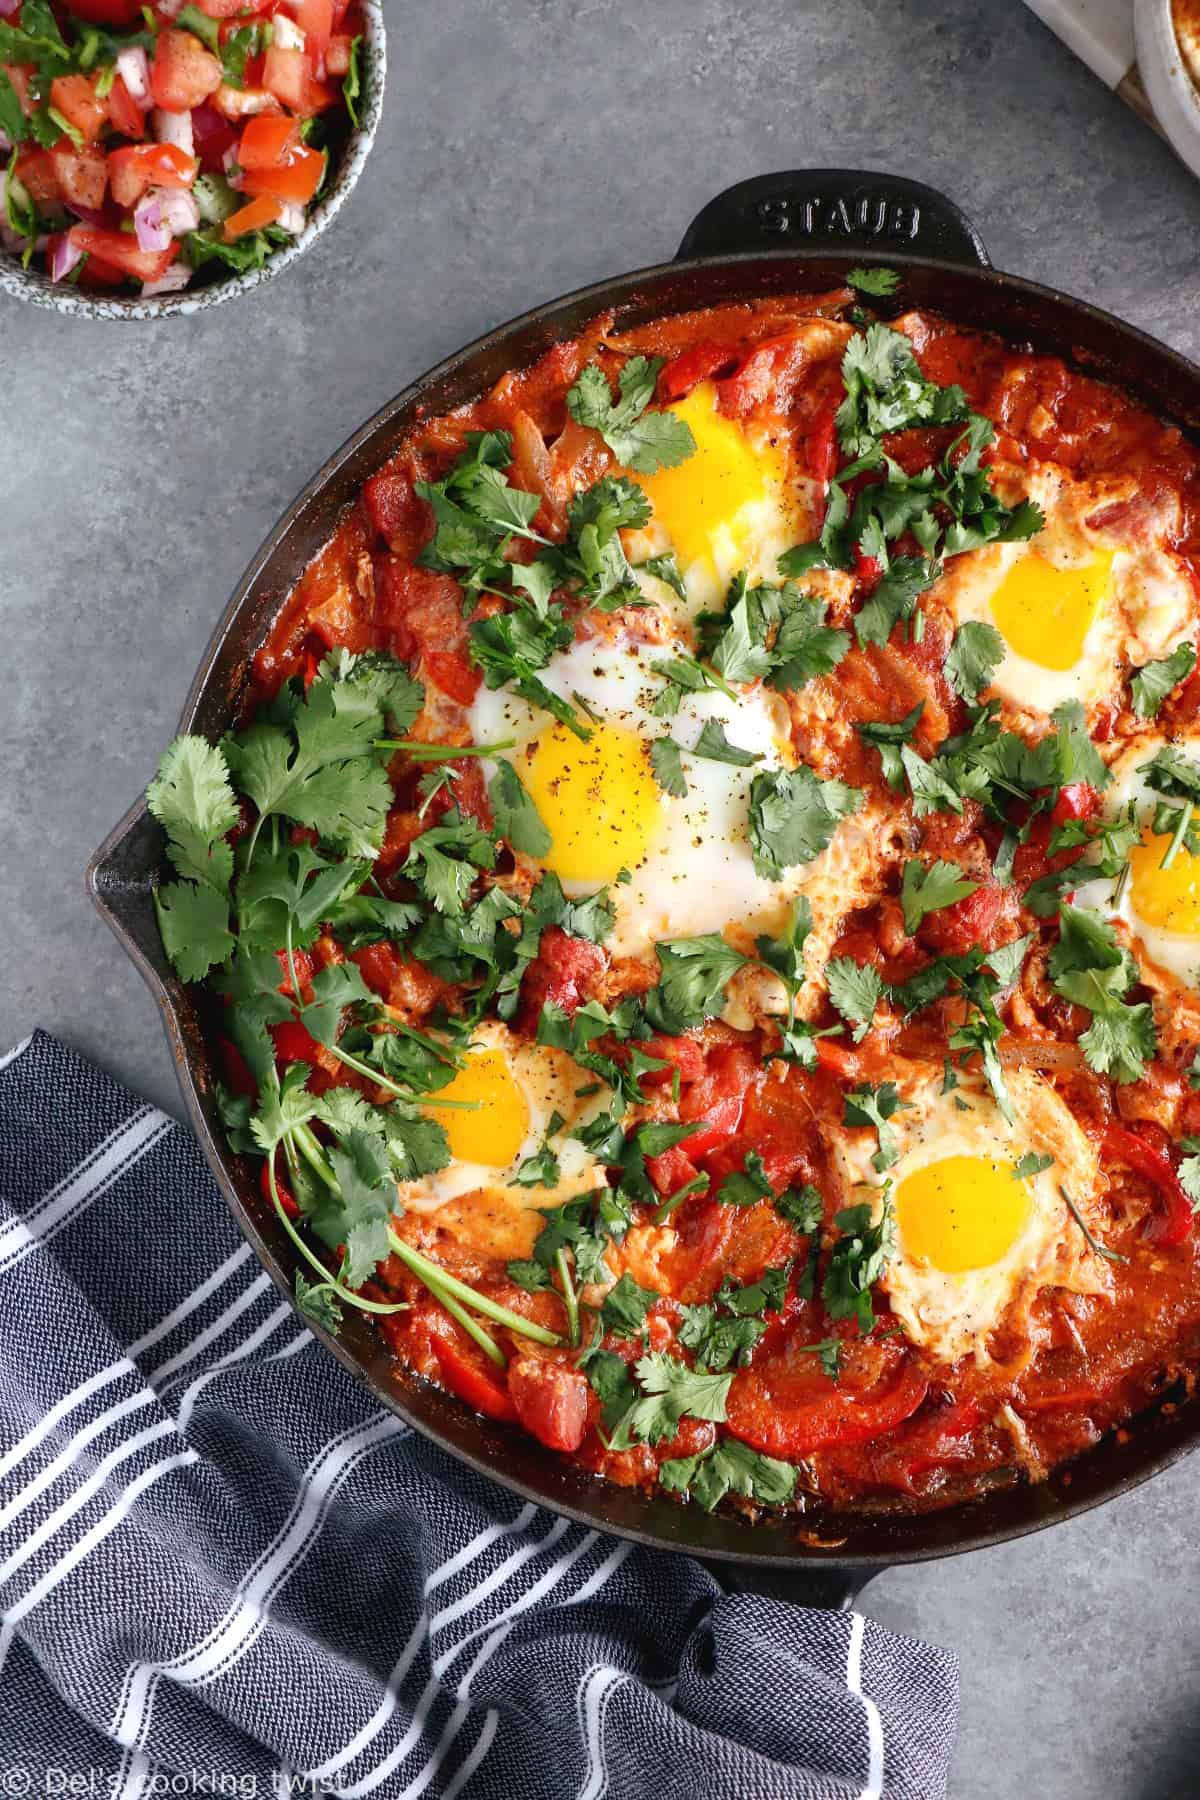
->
107, 142, 199, 207
259, 1156, 300, 1220
1049, 782, 1102, 827
68, 226, 178, 282
193, 0, 261, 14
658, 340, 735, 402
269, 1015, 325, 1066
1103, 1123, 1193, 1247
238, 113, 301, 169
105, 73, 147, 140
916, 879, 1015, 957
645, 1145, 702, 1199
150, 27, 223, 112
325, 32, 353, 76
262, 42, 310, 110
48, 73, 108, 144
13, 147, 61, 205
273, 947, 314, 995
507, 1357, 589, 1451
426, 1319, 516, 1422
726, 1359, 930, 1457
300, 73, 340, 114
223, 193, 283, 240
49, 143, 108, 211
292, 0, 333, 65
68, 0, 143, 20
517, 927, 605, 1030
240, 144, 324, 205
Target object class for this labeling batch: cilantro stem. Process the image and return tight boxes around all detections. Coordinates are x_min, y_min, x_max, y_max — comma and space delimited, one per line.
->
1060, 1184, 1127, 1265
386, 1229, 562, 1346
555, 1245, 580, 1347
418, 1268, 507, 1367
1160, 804, 1192, 872
266, 1155, 410, 1318
324, 1042, 479, 1108
292, 1122, 341, 1191
374, 740, 516, 759
653, 1172, 710, 1224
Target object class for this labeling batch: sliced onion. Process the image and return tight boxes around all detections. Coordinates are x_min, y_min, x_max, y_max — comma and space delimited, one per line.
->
134, 191, 171, 252
998, 1039, 1087, 1070
276, 201, 306, 235
0, 0, 19, 17
157, 186, 200, 236
155, 0, 185, 16
222, 142, 243, 185
153, 106, 195, 156
50, 232, 83, 283
64, 200, 106, 226
115, 46, 152, 108
142, 263, 192, 297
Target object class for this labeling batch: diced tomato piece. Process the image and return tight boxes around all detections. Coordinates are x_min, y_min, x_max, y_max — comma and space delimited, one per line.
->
13, 146, 61, 205
107, 142, 199, 207
373, 558, 478, 700
269, 1015, 325, 1066
292, 0, 333, 65
194, 0, 260, 13
1050, 782, 1102, 828
300, 73, 340, 114
677, 1044, 757, 1157
238, 113, 301, 169
507, 1357, 589, 1452
362, 457, 431, 553
853, 548, 881, 591
917, 878, 1016, 957
151, 27, 223, 112
77, 251, 127, 288
105, 74, 147, 140
240, 143, 324, 204
273, 947, 314, 995
426, 1318, 517, 1422
223, 193, 283, 239
68, 225, 178, 282
636, 1033, 706, 1088
49, 143, 108, 211
262, 42, 310, 110
1103, 1123, 1193, 1247
67, 0, 143, 21
517, 927, 606, 1030
49, 73, 108, 144
658, 340, 735, 402
726, 1359, 930, 1457
645, 1145, 701, 1199
325, 32, 353, 76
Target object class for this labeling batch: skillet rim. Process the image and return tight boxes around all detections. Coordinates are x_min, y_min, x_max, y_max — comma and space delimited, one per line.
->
88, 242, 1200, 1571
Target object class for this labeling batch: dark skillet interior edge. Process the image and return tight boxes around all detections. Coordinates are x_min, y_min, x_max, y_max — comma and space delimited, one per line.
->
87, 171, 1200, 1592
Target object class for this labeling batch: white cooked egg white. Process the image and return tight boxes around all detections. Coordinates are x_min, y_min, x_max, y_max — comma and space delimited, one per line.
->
398, 1022, 610, 1259
930, 462, 1195, 717
469, 624, 869, 961
619, 380, 805, 619
1074, 729, 1200, 988
827, 1069, 1112, 1367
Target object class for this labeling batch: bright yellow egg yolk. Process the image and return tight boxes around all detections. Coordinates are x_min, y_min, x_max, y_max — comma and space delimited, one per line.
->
1128, 818, 1200, 934
635, 381, 783, 575
988, 549, 1113, 672
518, 722, 663, 883
423, 1049, 530, 1168
895, 1154, 1031, 1273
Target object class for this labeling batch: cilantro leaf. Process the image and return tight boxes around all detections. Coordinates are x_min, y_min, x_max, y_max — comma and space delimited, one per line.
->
844, 1082, 909, 1172
1014, 1151, 1053, 1180
846, 266, 900, 298
403, 809, 496, 915
775, 1183, 823, 1232
659, 1437, 796, 1511
748, 766, 863, 877
343, 31, 364, 126
607, 1351, 732, 1450
566, 357, 696, 474
649, 737, 688, 797
857, 703, 924, 791
154, 879, 235, 984
1047, 903, 1157, 1083
1130, 643, 1197, 720
855, 556, 939, 648
147, 735, 239, 896
945, 620, 1005, 701
601, 1272, 659, 1338
755, 896, 813, 1015
294, 1271, 343, 1334
643, 934, 749, 1033
822, 1197, 896, 1331
825, 957, 882, 1042
899, 858, 979, 935
488, 761, 551, 856
692, 720, 763, 766
715, 1151, 774, 1207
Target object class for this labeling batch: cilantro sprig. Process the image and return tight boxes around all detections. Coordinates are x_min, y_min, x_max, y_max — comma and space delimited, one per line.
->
566, 357, 696, 474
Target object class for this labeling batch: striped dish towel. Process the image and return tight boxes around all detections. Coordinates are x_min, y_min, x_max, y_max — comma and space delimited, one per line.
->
0, 1030, 958, 1799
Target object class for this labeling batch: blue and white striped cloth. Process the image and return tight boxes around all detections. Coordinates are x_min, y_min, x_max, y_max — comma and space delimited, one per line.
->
0, 1030, 958, 1799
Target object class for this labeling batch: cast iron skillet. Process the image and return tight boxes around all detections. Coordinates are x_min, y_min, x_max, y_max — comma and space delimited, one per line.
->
87, 171, 1200, 1609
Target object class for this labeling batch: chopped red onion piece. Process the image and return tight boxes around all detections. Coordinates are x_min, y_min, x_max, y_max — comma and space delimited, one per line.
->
64, 201, 107, 226
155, 0, 185, 16
115, 46, 152, 108
0, 0, 19, 17
222, 143, 244, 186
50, 233, 83, 283
142, 263, 192, 297
0, 128, 11, 154
158, 187, 200, 236
134, 192, 172, 253
153, 107, 195, 157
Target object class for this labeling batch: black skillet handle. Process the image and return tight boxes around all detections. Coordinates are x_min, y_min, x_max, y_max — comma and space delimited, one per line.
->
677, 169, 991, 269
701, 1560, 885, 1611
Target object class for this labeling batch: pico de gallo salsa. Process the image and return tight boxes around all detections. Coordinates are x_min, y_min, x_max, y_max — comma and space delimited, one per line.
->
146, 274, 1200, 1521
0, 0, 365, 294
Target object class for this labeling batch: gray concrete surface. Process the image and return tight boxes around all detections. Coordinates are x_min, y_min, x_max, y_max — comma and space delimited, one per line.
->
4, 1, 1199, 1792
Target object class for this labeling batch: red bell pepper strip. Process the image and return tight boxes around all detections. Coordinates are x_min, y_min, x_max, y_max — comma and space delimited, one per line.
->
725, 1360, 929, 1457
1050, 782, 1102, 828
1103, 1123, 1193, 1247
427, 1328, 517, 1422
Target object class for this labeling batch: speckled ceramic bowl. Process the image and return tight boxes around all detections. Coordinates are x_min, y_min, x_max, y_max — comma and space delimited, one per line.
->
0, 0, 384, 321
